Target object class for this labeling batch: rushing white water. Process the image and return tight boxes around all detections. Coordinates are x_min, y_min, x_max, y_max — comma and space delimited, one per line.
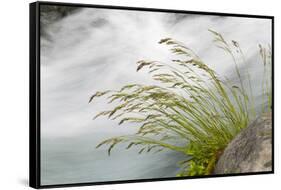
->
40, 7, 271, 185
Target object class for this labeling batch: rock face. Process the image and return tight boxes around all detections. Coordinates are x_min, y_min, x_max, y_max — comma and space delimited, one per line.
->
214, 112, 272, 174
40, 5, 79, 34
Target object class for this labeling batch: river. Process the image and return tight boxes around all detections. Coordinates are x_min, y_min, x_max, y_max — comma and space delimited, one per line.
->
40, 6, 271, 185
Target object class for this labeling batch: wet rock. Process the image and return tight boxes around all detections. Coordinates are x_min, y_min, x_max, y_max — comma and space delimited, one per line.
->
40, 5, 79, 34
214, 112, 272, 174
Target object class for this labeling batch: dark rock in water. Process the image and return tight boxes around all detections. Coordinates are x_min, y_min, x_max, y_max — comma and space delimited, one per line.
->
214, 112, 272, 174
40, 5, 80, 34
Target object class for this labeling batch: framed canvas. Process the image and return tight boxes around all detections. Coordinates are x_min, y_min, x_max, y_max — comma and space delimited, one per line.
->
29, 1, 274, 188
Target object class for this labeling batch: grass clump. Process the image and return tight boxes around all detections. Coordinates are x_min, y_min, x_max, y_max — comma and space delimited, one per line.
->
89, 30, 272, 176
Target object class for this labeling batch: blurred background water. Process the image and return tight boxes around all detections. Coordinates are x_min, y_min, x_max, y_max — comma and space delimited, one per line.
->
40, 6, 271, 185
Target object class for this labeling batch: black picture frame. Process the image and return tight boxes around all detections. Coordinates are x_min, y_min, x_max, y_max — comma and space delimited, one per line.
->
29, 1, 274, 189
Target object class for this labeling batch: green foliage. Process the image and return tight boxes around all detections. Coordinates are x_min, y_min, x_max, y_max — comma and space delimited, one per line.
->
89, 30, 272, 176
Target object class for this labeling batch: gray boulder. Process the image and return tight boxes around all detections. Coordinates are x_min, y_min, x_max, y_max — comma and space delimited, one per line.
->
214, 112, 272, 174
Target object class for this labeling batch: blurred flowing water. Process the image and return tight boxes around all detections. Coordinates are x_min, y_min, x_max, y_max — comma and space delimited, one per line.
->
40, 7, 271, 185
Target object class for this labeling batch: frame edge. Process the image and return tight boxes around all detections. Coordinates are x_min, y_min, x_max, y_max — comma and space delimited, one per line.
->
29, 1, 40, 189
